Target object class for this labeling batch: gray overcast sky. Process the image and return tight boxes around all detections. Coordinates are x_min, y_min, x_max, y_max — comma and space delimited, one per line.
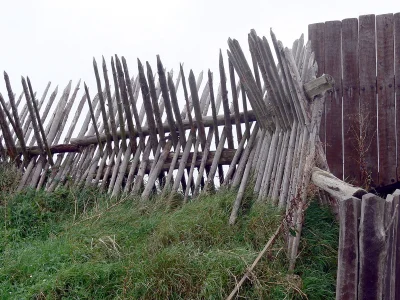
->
0, 0, 397, 97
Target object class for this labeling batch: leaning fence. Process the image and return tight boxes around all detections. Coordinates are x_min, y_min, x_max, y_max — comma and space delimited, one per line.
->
0, 29, 332, 272
3, 14, 399, 297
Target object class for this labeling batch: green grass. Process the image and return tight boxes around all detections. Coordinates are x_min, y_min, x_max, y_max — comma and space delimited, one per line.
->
0, 170, 339, 299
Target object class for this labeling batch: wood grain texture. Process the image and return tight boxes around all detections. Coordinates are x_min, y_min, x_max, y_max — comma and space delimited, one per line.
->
358, 194, 386, 300
308, 23, 325, 148
341, 18, 359, 184
394, 13, 400, 182
359, 14, 378, 187
336, 197, 360, 300
324, 21, 343, 179
376, 14, 395, 186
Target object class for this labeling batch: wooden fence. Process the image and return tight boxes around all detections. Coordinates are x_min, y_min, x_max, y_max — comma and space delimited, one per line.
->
336, 190, 400, 300
0, 28, 334, 271
309, 12, 400, 188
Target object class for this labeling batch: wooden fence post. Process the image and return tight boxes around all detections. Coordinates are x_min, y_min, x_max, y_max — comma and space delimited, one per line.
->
336, 196, 361, 300
382, 192, 398, 299
358, 193, 386, 300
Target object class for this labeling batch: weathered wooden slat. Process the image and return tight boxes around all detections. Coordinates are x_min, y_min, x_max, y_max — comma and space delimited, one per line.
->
77, 145, 97, 186
249, 34, 262, 92
270, 130, 290, 202
3, 72, 28, 162
193, 129, 214, 196
142, 140, 173, 200
336, 196, 361, 300
102, 57, 120, 153
186, 83, 212, 196
181, 65, 194, 128
228, 59, 242, 142
43, 81, 76, 145
157, 55, 179, 148
138, 59, 158, 153
395, 13, 400, 182
122, 57, 144, 149
393, 190, 400, 299
171, 131, 195, 194
251, 129, 265, 173
300, 41, 312, 84
37, 161, 49, 190
258, 129, 280, 201
307, 25, 326, 162
324, 20, 343, 179
228, 38, 273, 132
76, 146, 96, 185
180, 70, 203, 120
308, 23, 325, 77
26, 78, 54, 166
168, 73, 186, 147
93, 58, 113, 154
84, 148, 101, 187
115, 55, 137, 152
45, 82, 72, 144
162, 140, 182, 192
84, 84, 104, 156
120, 143, 140, 193
111, 57, 127, 151
229, 135, 258, 225
254, 132, 272, 193
64, 94, 87, 143
275, 41, 303, 125
107, 147, 124, 194
184, 137, 200, 201
0, 93, 17, 137
133, 139, 154, 194
241, 83, 250, 136
146, 61, 165, 147
376, 13, 396, 186
289, 96, 326, 271
359, 14, 378, 187
17, 158, 36, 190
100, 149, 117, 191
250, 31, 291, 129
232, 124, 260, 188
189, 70, 206, 148
382, 193, 396, 300
342, 18, 360, 184
278, 122, 298, 208
296, 36, 305, 75
208, 70, 219, 144
358, 193, 386, 300
295, 34, 304, 68
270, 31, 299, 125
22, 77, 44, 153
219, 50, 234, 149
0, 98, 17, 159
223, 127, 250, 186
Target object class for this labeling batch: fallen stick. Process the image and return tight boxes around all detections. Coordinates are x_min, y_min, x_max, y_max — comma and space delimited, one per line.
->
226, 222, 283, 300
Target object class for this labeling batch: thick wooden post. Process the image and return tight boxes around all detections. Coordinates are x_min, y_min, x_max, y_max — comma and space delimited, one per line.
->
336, 196, 361, 300
358, 193, 386, 300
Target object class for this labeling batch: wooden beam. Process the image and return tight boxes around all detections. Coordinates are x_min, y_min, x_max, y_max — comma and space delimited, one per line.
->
303, 74, 335, 100
69, 110, 256, 147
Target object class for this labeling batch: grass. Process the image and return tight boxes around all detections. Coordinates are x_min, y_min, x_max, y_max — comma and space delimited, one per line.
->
0, 165, 339, 299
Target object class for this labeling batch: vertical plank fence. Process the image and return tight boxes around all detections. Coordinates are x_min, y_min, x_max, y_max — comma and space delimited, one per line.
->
309, 12, 400, 188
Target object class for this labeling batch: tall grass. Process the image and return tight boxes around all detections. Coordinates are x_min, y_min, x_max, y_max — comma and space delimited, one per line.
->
0, 164, 338, 299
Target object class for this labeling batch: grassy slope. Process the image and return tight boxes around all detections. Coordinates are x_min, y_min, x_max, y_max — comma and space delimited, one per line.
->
0, 182, 338, 299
